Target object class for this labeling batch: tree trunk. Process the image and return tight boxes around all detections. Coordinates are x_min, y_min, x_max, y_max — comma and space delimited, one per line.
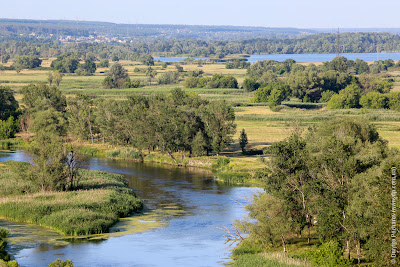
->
357, 239, 361, 267
281, 235, 287, 253
88, 112, 94, 144
346, 240, 351, 260
307, 217, 311, 244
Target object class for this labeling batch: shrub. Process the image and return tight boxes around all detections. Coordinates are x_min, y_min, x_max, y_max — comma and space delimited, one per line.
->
0, 117, 18, 139
305, 241, 351, 267
48, 258, 73, 267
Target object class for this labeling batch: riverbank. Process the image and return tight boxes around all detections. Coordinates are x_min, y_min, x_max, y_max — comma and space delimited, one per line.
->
0, 161, 143, 236
74, 143, 266, 186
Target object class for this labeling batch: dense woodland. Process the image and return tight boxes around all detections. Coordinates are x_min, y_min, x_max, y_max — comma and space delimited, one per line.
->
235, 119, 399, 266
1, 32, 400, 61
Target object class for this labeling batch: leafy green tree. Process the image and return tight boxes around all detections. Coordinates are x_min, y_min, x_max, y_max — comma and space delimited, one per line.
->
142, 55, 154, 66
98, 59, 109, 68
157, 71, 179, 85
192, 130, 208, 156
67, 94, 97, 143
12, 55, 42, 70
305, 241, 351, 267
21, 83, 66, 113
242, 193, 295, 253
242, 78, 260, 92
239, 129, 248, 153
252, 82, 289, 106
76, 58, 97, 75
51, 54, 79, 73
201, 101, 236, 155
175, 64, 184, 72
102, 63, 130, 89
360, 92, 389, 109
354, 59, 370, 74
145, 67, 157, 85
53, 71, 63, 87
323, 56, 349, 73
327, 83, 361, 109
0, 86, 19, 121
0, 117, 18, 139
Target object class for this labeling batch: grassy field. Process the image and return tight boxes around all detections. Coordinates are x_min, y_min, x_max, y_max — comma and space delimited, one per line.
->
2, 58, 400, 180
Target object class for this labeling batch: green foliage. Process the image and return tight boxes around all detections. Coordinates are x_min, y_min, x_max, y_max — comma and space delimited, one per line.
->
106, 148, 143, 161
354, 59, 370, 74
327, 83, 361, 109
214, 157, 230, 169
319, 90, 335, 103
358, 75, 393, 94
12, 55, 42, 70
102, 63, 130, 89
0, 229, 8, 239
0, 168, 143, 235
305, 241, 351, 267
360, 92, 389, 109
97, 59, 109, 68
48, 259, 73, 267
323, 56, 349, 73
244, 119, 393, 265
233, 254, 297, 267
21, 83, 66, 113
0, 117, 18, 139
93, 91, 235, 157
251, 82, 289, 107
0, 86, 19, 121
141, 55, 154, 66
76, 58, 97, 75
225, 59, 250, 69
239, 128, 248, 153
192, 131, 207, 156
242, 78, 260, 92
184, 74, 238, 89
51, 54, 79, 73
157, 71, 179, 85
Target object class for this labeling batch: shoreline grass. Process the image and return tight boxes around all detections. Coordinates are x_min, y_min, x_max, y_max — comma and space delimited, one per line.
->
0, 164, 143, 236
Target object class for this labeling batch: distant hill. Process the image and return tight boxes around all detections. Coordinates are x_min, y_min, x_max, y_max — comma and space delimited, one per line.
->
0, 18, 318, 40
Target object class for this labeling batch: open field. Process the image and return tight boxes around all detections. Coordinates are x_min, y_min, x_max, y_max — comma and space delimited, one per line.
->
2, 59, 400, 172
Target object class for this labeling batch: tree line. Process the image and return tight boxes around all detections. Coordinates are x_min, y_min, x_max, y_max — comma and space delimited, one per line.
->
237, 119, 399, 265
1, 32, 400, 61
243, 56, 400, 109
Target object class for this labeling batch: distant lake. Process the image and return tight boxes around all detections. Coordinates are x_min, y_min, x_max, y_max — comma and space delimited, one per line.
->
155, 57, 210, 62
248, 52, 400, 63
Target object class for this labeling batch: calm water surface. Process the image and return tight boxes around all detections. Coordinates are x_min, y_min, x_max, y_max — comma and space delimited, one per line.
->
155, 52, 400, 63
0, 151, 261, 267
248, 52, 400, 63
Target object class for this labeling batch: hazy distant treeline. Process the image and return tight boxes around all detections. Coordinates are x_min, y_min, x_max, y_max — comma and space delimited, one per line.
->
1, 32, 400, 61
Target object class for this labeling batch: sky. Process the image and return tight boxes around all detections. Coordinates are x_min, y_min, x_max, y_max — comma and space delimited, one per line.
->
1, 0, 400, 29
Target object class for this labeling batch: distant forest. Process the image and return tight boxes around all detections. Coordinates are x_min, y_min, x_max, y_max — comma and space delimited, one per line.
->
1, 19, 400, 59
0, 19, 316, 40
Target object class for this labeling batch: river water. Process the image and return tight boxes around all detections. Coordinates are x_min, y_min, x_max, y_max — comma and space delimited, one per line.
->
0, 151, 262, 267
155, 52, 400, 63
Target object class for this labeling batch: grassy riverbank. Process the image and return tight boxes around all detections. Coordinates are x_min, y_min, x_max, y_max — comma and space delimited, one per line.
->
0, 161, 143, 236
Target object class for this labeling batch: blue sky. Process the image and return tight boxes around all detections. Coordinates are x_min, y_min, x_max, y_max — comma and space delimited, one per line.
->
2, 0, 400, 28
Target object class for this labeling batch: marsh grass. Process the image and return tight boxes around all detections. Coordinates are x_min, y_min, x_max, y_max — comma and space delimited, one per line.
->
0, 166, 142, 236
233, 253, 310, 267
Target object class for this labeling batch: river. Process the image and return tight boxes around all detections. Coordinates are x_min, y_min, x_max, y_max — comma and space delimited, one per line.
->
0, 151, 262, 267
155, 52, 400, 63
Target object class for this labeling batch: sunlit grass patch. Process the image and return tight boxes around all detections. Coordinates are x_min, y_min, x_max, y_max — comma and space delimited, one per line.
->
0, 167, 143, 236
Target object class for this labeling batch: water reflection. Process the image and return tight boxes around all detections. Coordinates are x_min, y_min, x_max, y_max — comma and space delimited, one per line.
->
0, 151, 262, 267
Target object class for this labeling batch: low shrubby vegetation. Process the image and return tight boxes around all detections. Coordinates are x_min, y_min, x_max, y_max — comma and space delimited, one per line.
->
0, 164, 142, 235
